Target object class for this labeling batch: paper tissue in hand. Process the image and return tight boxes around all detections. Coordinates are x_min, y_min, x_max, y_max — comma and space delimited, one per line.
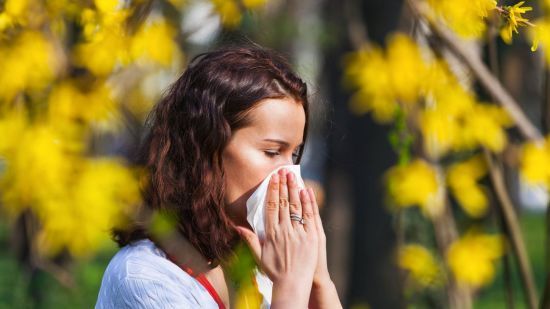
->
245, 164, 306, 307
246, 164, 306, 240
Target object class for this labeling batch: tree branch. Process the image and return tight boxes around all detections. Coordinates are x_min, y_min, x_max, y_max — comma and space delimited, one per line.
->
484, 149, 538, 309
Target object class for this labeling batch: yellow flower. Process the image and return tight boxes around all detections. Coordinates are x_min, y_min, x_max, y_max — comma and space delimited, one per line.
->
94, 0, 121, 13
499, 1, 533, 44
386, 34, 429, 105
386, 159, 444, 218
520, 138, 550, 185
234, 281, 263, 309
446, 231, 505, 288
344, 47, 396, 122
0, 13, 14, 32
458, 104, 511, 152
530, 19, 550, 62
211, 0, 242, 27
419, 82, 474, 159
4, 0, 29, 18
32, 157, 141, 257
242, 0, 267, 9
74, 8, 131, 75
398, 244, 441, 287
0, 108, 27, 156
0, 31, 59, 101
428, 0, 497, 38
344, 34, 427, 122
447, 155, 489, 218
131, 19, 180, 67
0, 124, 77, 216
420, 108, 460, 159
47, 79, 119, 129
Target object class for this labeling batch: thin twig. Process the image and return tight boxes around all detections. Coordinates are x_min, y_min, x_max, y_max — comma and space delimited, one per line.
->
484, 149, 538, 309
431, 194, 472, 309
540, 62, 550, 309
343, 0, 369, 49
486, 19, 515, 309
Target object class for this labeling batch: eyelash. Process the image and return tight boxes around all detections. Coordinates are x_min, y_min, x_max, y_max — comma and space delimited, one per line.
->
264, 150, 300, 158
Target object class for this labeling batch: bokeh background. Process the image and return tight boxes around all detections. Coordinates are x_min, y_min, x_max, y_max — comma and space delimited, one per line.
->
1, 0, 550, 308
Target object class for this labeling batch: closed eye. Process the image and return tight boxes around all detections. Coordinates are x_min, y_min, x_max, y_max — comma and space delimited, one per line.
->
264, 149, 301, 160
264, 151, 279, 157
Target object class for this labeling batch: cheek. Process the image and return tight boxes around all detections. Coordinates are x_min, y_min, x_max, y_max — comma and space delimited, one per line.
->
223, 147, 275, 203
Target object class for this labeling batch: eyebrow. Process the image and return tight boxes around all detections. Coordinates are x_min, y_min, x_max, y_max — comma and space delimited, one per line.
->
263, 138, 304, 148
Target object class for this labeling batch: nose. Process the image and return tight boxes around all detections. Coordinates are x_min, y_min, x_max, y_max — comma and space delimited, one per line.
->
284, 155, 295, 166
275, 159, 294, 171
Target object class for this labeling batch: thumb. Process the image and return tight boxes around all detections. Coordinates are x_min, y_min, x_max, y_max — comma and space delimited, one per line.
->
235, 226, 261, 263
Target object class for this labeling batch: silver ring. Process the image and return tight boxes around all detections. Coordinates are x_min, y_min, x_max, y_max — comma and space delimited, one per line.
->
290, 214, 305, 225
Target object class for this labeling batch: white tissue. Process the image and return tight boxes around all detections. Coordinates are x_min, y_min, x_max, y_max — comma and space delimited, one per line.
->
245, 164, 306, 307
246, 164, 306, 240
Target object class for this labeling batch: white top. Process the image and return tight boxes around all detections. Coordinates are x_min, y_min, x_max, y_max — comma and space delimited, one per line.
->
95, 239, 219, 308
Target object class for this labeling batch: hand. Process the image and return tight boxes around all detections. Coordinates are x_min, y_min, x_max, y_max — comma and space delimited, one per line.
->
305, 187, 343, 309
306, 187, 331, 287
235, 168, 319, 307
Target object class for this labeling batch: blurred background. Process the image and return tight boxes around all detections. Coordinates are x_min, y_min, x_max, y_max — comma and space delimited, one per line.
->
0, 0, 549, 308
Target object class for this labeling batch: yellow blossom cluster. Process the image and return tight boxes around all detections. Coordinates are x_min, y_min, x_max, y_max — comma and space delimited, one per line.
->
427, 0, 497, 38
74, 0, 181, 76
47, 80, 119, 129
446, 155, 489, 218
0, 31, 60, 102
398, 244, 441, 287
386, 154, 492, 220
345, 33, 513, 160
446, 231, 505, 288
385, 159, 444, 218
0, 0, 193, 258
344, 34, 427, 122
0, 110, 142, 256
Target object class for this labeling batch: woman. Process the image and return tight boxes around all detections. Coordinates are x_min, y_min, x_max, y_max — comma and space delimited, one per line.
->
96, 46, 342, 308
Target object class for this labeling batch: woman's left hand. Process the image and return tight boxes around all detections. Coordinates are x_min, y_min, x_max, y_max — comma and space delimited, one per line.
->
305, 187, 331, 286
305, 187, 342, 309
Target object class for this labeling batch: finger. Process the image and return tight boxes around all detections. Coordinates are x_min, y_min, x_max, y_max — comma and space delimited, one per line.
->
300, 189, 315, 233
278, 168, 291, 226
288, 172, 303, 228
265, 173, 280, 232
235, 226, 261, 263
308, 188, 325, 235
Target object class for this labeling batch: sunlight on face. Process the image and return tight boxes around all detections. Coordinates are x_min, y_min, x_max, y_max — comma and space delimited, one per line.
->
222, 97, 305, 227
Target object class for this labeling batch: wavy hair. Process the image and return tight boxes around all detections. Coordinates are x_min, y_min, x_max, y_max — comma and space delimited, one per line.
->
113, 46, 310, 265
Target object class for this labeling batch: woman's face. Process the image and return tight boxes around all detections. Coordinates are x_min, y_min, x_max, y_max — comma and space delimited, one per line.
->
222, 97, 306, 227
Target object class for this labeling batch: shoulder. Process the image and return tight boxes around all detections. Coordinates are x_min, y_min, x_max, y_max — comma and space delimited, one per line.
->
95, 239, 217, 308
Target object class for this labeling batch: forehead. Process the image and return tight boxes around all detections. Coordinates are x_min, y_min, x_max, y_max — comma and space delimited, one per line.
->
245, 97, 306, 143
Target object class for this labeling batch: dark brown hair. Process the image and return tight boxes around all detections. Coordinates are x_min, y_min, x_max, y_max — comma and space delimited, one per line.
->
113, 45, 309, 264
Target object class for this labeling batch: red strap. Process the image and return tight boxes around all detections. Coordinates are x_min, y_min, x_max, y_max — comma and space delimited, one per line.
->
165, 254, 226, 309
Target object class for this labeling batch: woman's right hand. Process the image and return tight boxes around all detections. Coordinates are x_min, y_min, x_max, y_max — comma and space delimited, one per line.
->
235, 168, 319, 308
